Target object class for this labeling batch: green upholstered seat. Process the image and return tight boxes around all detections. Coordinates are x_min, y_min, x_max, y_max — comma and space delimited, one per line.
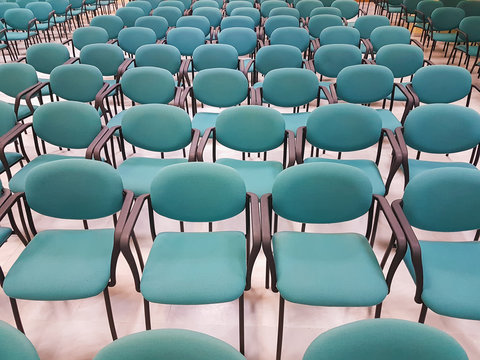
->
0, 321, 40, 360
3, 229, 114, 300
0, 227, 13, 247
141, 231, 246, 304
407, 159, 477, 181
375, 109, 401, 131
273, 231, 388, 306
0, 153, 24, 175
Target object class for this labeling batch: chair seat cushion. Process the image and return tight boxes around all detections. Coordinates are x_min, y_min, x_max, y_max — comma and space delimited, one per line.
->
216, 158, 283, 197
106, 111, 124, 128
9, 154, 84, 193
6, 32, 37, 40
0, 152, 24, 175
404, 240, 480, 320
192, 112, 219, 135
282, 112, 310, 133
318, 80, 332, 100
432, 32, 457, 42
455, 44, 479, 56
304, 158, 385, 195
3, 229, 114, 300
376, 109, 401, 131
141, 231, 247, 304
407, 159, 477, 181
387, 82, 410, 101
118, 157, 187, 196
273, 231, 388, 306
0, 227, 12, 247
5, 102, 37, 121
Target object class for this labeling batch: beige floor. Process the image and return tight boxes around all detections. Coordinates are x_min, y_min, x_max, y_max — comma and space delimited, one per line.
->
1, 7, 480, 360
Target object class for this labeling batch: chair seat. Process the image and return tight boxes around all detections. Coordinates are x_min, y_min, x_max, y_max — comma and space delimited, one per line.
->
376, 109, 401, 131
404, 240, 480, 320
216, 158, 283, 197
282, 112, 310, 133
455, 44, 479, 56
3, 229, 114, 300
192, 112, 219, 135
319, 80, 332, 100
5, 102, 37, 121
106, 111, 124, 136
118, 157, 187, 196
141, 231, 247, 304
304, 157, 385, 195
242, 58, 254, 73
0, 152, 24, 175
273, 231, 388, 306
387, 82, 410, 101
36, 23, 51, 31
432, 32, 457, 42
9, 154, 84, 193
6, 31, 37, 40
407, 159, 477, 181
0, 227, 12, 247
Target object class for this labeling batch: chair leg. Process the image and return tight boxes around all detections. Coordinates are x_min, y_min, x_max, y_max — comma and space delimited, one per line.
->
9, 297, 25, 334
418, 303, 428, 323
474, 229, 480, 241
276, 296, 285, 360
239, 294, 245, 355
374, 302, 382, 318
103, 287, 117, 340
144, 298, 151, 330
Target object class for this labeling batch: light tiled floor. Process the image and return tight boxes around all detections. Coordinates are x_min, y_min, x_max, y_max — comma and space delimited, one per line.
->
1, 7, 480, 360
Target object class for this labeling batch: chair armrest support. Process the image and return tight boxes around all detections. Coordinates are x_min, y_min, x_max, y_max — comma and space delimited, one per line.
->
188, 129, 200, 162
285, 130, 296, 168
245, 192, 261, 290
260, 193, 277, 291
295, 126, 306, 164
196, 127, 214, 162
328, 83, 338, 103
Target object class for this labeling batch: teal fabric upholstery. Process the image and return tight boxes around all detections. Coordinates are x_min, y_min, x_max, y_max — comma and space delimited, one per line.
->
4, 8, 34, 30
0, 320, 40, 360
90, 15, 124, 40
217, 27, 257, 56
273, 232, 387, 305
296, 0, 324, 19
0, 100, 17, 136
120, 66, 175, 104
430, 7, 464, 31
255, 44, 302, 76
193, 7, 222, 27
72, 26, 109, 50
261, 0, 288, 17
314, 44, 362, 78
0, 227, 13, 247
192, 0, 219, 10
308, 14, 343, 38
0, 62, 38, 98
26, 43, 70, 74
283, 112, 312, 133
311, 7, 342, 16
141, 231, 246, 304
407, 159, 477, 184
115, 6, 144, 27
270, 27, 310, 52
375, 44, 424, 78
269, 7, 300, 18
159, 0, 186, 13
0, 153, 25, 176
370, 25, 411, 52
457, 1, 480, 17
80, 44, 125, 77
193, 44, 239, 71
191, 112, 219, 135
230, 7, 261, 26
221, 15, 255, 30
303, 319, 468, 359
272, 163, 373, 223
94, 329, 246, 360
135, 44, 181, 74
166, 27, 205, 56
319, 26, 360, 46
151, 6, 182, 27
332, 0, 358, 19
3, 229, 114, 300
125, 0, 152, 15
264, 15, 299, 37
375, 109, 401, 131
353, 15, 390, 39
49, 64, 103, 102
135, 16, 168, 40
176, 15, 211, 37
118, 27, 156, 55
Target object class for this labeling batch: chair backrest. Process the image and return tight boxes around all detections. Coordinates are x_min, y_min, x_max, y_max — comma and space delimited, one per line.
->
4, 8, 34, 30
192, 44, 239, 71
270, 26, 310, 52
25, 159, 124, 220
0, 320, 40, 360
115, 6, 144, 27
332, 0, 358, 19
458, 16, 480, 42
90, 15, 124, 40
176, 15, 211, 36
403, 104, 480, 155
80, 43, 125, 77
121, 104, 192, 152
192, 0, 219, 9
336, 64, 394, 104
255, 44, 303, 76
49, 64, 104, 102
230, 7, 261, 26
120, 66, 176, 104
151, 6, 182, 26
26, 43, 70, 74
353, 14, 390, 39
146, 0, 162, 7
264, 14, 299, 37
402, 167, 480, 232
135, 15, 168, 40
430, 7, 465, 31
306, 103, 382, 152
226, 0, 253, 15
303, 319, 468, 360
162, 0, 192, 10
269, 6, 300, 18
47, 0, 69, 14
416, 0, 443, 21
159, 0, 185, 11
314, 44, 362, 78
216, 105, 286, 153
0, 3, 19, 20
262, 67, 319, 107
403, 0, 422, 13
261, 0, 288, 17
150, 162, 246, 222
272, 162, 373, 223
25, 1, 52, 22
16, 0, 35, 8
370, 25, 411, 53
310, 6, 341, 16
166, 27, 205, 56
72, 26, 109, 51
319, 25, 360, 45
0, 101, 17, 137
193, 68, 248, 107
457, 0, 480, 17
411, 65, 472, 104
296, 0, 324, 19
135, 44, 182, 74
440, 0, 462, 7
33, 101, 102, 149
127, 0, 152, 14
192, 7, 222, 27
118, 27, 157, 55
217, 27, 257, 55
308, 14, 343, 38
220, 15, 255, 30
0, 62, 38, 98
375, 44, 424, 78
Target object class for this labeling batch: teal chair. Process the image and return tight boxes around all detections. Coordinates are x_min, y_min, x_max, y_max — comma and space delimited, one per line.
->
26, 2, 59, 42
394, 104, 480, 187
191, 0, 219, 9
47, 0, 74, 38
176, 14, 213, 41
117, 27, 157, 57
3, 8, 39, 54
392, 167, 480, 324
197, 106, 295, 198
79, 43, 125, 88
269, 6, 300, 18
134, 15, 168, 41
399, 0, 422, 28
226, 0, 253, 15
332, 0, 362, 25
303, 319, 468, 359
64, 26, 109, 56
166, 26, 206, 56
410, 0, 443, 43
230, 7, 261, 27
90, 15, 124, 40
158, 0, 187, 15
115, 6, 144, 27
119, 162, 261, 355
217, 27, 259, 73
425, 7, 465, 60
448, 16, 480, 71
307, 14, 344, 52
457, 0, 480, 17
125, 0, 152, 15
263, 14, 299, 40
319, 25, 360, 46
261, 162, 405, 360
2, 158, 134, 339
353, 14, 390, 55
94, 329, 246, 360
369, 25, 423, 59
0, 19, 15, 62
269, 26, 310, 55
296, 0, 324, 24
311, 6, 342, 16
261, 0, 289, 19
0, 321, 40, 360
220, 15, 256, 30
151, 5, 183, 25
193, 7, 222, 31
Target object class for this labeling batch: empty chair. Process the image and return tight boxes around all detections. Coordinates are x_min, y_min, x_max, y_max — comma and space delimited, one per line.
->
193, 7, 222, 29
261, 0, 289, 18
65, 26, 109, 56
151, 6, 182, 27
269, 6, 300, 18
310, 6, 342, 16
191, 0, 220, 9
230, 7, 261, 26
0, 101, 26, 180
90, 15, 124, 40
354, 14, 390, 54
125, 0, 152, 15
398, 0, 422, 28
448, 16, 480, 71
47, 0, 75, 38
79, 43, 125, 87
369, 25, 422, 58
176, 15, 212, 41
220, 15, 255, 30
307, 14, 344, 52
457, 0, 480, 17
3, 8, 39, 55
217, 27, 258, 72
158, 0, 187, 14
0, 321, 40, 360
116, 6, 144, 27
296, 0, 324, 23
410, 0, 443, 41
263, 14, 299, 40
319, 26, 360, 46
118, 27, 157, 57
332, 0, 361, 24
166, 27, 206, 56
269, 27, 310, 54
425, 7, 465, 60
226, 0, 253, 15
26, 2, 60, 42
135, 16, 168, 41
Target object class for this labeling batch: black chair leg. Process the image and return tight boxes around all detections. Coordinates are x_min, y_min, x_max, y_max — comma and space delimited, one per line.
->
419, 303, 428, 323
239, 294, 245, 355
144, 298, 151, 330
374, 302, 383, 318
9, 297, 25, 334
103, 287, 117, 340
276, 296, 285, 360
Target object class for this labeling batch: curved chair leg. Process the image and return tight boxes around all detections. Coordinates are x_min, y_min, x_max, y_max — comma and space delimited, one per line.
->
276, 296, 285, 360
103, 287, 117, 340
9, 297, 25, 334
419, 303, 428, 323
239, 294, 245, 355
374, 302, 382, 318
144, 299, 151, 330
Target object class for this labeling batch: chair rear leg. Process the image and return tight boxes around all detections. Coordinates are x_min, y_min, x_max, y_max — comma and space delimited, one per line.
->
239, 294, 245, 355
9, 297, 25, 334
276, 296, 285, 360
103, 287, 117, 340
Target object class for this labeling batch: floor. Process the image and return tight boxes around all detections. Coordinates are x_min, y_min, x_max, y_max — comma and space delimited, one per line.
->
1, 5, 480, 360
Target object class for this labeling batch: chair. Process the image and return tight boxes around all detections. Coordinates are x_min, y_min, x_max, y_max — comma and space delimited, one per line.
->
64, 26, 108, 56
448, 16, 480, 72
261, 162, 405, 360
192, 7, 222, 31
151, 6, 183, 27
261, 0, 289, 19
79, 43, 125, 88
159, 0, 186, 13
307, 14, 344, 52
2, 158, 134, 339
197, 105, 295, 198
269, 26, 310, 55
220, 15, 256, 30
47, 0, 74, 38
134, 15, 168, 41
119, 162, 261, 355
166, 26, 206, 57
226, 0, 253, 15
94, 329, 246, 360
332, 0, 361, 25
90, 15, 124, 40
269, 6, 300, 18
230, 7, 261, 26
26, 2, 60, 42
217, 27, 259, 72
394, 104, 480, 187
0, 321, 40, 360
319, 25, 360, 46
164, 0, 192, 12
425, 7, 465, 60
176, 14, 212, 41
330, 64, 413, 130
303, 319, 468, 359
353, 14, 390, 54
115, 6, 144, 27
369, 25, 423, 59
117, 27, 157, 57
263, 14, 299, 41
392, 167, 480, 324
310, 6, 342, 16
0, 101, 26, 181
399, 0, 422, 28
377, 0, 402, 23
191, 0, 220, 9
125, 0, 152, 15
296, 0, 324, 24
457, 0, 480, 17
0, 2, 19, 22
410, 0, 443, 42
3, 8, 39, 56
